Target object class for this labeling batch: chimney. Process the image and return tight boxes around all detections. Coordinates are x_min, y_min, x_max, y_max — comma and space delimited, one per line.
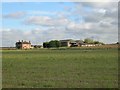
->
19, 40, 20, 42
29, 41, 30, 43
22, 40, 23, 42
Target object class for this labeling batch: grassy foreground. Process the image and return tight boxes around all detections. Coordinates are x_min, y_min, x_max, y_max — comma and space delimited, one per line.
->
2, 48, 118, 88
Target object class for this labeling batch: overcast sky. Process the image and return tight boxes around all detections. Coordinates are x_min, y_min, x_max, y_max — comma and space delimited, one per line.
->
1, 1, 118, 47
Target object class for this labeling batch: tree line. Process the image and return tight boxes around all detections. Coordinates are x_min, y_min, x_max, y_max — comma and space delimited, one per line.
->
84, 38, 104, 44
43, 40, 60, 48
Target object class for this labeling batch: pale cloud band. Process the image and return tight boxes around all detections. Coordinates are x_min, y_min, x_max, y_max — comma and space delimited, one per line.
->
3, 11, 26, 19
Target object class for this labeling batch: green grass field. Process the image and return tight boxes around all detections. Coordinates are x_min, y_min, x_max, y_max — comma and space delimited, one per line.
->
2, 48, 118, 88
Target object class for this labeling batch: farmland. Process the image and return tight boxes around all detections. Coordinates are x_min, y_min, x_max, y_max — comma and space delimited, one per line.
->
2, 48, 118, 88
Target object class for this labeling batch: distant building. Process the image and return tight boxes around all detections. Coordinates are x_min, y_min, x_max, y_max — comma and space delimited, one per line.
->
74, 40, 85, 47
60, 39, 72, 47
16, 40, 31, 49
60, 39, 97, 47
60, 39, 86, 47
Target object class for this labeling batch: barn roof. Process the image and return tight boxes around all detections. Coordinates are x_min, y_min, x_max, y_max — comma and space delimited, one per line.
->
60, 39, 73, 42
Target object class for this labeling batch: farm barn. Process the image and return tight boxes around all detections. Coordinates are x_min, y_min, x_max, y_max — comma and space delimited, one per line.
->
16, 40, 31, 49
60, 39, 72, 47
60, 39, 97, 47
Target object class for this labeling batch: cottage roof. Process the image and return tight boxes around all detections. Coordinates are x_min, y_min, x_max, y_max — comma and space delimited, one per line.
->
16, 41, 31, 44
22, 41, 31, 44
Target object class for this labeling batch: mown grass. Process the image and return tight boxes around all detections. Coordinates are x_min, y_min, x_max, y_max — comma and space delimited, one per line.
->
2, 48, 118, 88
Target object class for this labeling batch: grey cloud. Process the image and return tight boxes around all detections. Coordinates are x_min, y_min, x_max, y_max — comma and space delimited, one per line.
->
79, 2, 118, 9
72, 2, 118, 24
69, 2, 118, 43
